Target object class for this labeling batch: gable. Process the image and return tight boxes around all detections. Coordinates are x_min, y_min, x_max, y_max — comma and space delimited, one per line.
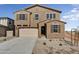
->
46, 20, 66, 24
38, 20, 66, 24
24, 5, 61, 13
14, 5, 61, 13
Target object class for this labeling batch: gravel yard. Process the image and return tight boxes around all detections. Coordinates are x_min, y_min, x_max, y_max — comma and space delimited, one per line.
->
32, 37, 79, 54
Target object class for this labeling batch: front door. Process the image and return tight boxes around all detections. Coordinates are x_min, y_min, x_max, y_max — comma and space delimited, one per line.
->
41, 25, 46, 36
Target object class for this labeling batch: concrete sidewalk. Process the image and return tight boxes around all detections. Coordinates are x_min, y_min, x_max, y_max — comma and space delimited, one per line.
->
0, 37, 37, 54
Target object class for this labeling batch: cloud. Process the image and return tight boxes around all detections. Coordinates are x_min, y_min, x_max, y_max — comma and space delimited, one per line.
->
62, 5, 79, 31
62, 5, 79, 21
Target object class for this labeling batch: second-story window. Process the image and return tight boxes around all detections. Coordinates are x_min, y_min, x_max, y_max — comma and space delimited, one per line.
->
46, 13, 56, 20
47, 14, 53, 19
35, 14, 39, 20
19, 14, 25, 20
53, 14, 56, 19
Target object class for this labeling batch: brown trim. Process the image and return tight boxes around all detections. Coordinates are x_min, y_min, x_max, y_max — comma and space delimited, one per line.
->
17, 25, 21, 26
46, 20, 66, 24
37, 23, 40, 38
23, 25, 28, 26
18, 27, 38, 29
13, 10, 31, 14
38, 20, 66, 24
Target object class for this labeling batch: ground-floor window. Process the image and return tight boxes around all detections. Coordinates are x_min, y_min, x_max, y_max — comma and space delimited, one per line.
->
51, 25, 60, 33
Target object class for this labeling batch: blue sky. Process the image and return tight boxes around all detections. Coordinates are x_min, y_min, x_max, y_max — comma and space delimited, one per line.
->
0, 4, 79, 31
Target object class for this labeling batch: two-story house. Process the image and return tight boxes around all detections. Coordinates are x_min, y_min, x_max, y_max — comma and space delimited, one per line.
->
0, 17, 15, 37
14, 5, 66, 39
0, 17, 14, 30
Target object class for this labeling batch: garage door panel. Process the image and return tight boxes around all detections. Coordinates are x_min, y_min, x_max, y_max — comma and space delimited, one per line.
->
19, 28, 38, 38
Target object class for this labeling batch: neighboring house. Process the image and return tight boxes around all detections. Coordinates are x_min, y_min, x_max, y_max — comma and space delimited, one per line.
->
0, 17, 14, 30
14, 4, 66, 39
0, 24, 8, 37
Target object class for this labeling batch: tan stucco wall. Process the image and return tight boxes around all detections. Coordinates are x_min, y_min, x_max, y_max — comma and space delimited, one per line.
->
46, 21, 65, 39
14, 6, 61, 28
7, 31, 13, 37
26, 6, 60, 27
14, 11, 30, 27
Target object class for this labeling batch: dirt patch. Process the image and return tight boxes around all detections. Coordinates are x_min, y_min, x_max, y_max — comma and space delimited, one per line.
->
32, 37, 79, 54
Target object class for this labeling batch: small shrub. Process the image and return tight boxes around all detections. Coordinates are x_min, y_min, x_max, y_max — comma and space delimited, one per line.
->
3, 39, 6, 41
59, 43, 62, 46
49, 40, 52, 42
43, 42, 46, 45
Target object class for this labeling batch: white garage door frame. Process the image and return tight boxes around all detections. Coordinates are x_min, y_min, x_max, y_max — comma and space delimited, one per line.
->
19, 28, 38, 38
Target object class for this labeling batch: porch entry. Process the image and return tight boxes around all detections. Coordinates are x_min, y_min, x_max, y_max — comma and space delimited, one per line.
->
41, 24, 47, 37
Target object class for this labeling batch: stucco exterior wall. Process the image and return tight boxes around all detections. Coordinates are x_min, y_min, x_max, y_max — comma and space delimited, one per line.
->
46, 21, 65, 39
26, 6, 60, 27
0, 19, 8, 26
14, 11, 30, 27
7, 31, 13, 37
14, 6, 61, 28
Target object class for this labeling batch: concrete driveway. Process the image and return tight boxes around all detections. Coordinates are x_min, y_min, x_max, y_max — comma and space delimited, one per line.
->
0, 37, 37, 54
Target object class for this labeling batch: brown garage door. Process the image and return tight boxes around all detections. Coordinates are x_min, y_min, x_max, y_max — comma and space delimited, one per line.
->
19, 28, 38, 38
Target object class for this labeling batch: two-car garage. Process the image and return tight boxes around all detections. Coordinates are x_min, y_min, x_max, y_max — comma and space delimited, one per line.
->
19, 28, 38, 38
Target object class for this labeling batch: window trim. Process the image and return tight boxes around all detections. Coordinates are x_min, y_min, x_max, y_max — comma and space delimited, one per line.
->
46, 13, 53, 20
34, 13, 39, 20
17, 14, 26, 20
46, 13, 56, 20
51, 25, 60, 33
20, 14, 25, 20
53, 14, 56, 19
